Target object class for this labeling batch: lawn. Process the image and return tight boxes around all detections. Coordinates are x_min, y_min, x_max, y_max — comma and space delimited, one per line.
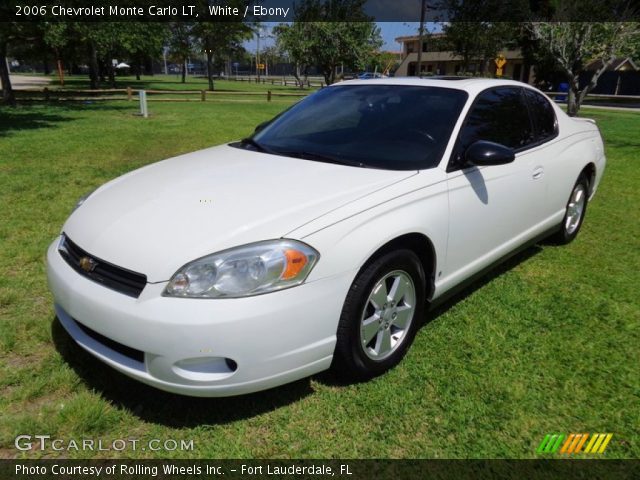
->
0, 94, 638, 459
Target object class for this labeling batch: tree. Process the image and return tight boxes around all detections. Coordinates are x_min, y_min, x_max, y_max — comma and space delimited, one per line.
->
0, 23, 39, 106
365, 50, 400, 76
260, 45, 287, 75
119, 23, 169, 81
436, 0, 525, 76
441, 22, 516, 75
274, 22, 313, 87
527, 22, 640, 116
168, 23, 195, 83
274, 0, 381, 85
193, 11, 252, 91
43, 23, 70, 86
42, 22, 169, 88
318, 22, 382, 84
0, 26, 17, 106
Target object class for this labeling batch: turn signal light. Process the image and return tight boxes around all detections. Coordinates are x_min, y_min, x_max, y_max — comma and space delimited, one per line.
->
282, 249, 308, 279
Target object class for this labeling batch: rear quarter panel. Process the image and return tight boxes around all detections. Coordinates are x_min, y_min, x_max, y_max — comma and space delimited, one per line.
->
547, 105, 606, 217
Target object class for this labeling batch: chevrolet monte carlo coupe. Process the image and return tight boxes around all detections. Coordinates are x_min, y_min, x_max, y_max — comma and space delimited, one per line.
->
47, 78, 606, 397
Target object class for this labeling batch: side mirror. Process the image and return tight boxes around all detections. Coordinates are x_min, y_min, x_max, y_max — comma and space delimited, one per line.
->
465, 140, 515, 167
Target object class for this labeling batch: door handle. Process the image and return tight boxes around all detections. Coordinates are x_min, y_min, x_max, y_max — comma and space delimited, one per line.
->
532, 166, 544, 180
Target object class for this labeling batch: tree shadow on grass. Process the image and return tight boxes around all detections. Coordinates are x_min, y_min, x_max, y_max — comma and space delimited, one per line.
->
51, 318, 313, 428
0, 109, 72, 137
0, 103, 134, 137
316, 244, 544, 387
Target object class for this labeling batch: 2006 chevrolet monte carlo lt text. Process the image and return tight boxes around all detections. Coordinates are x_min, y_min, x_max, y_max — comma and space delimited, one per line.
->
47, 78, 606, 396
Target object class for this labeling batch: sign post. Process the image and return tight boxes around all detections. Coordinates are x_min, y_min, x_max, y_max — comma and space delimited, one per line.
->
495, 54, 507, 77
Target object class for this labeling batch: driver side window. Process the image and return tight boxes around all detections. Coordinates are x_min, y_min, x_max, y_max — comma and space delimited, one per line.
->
449, 87, 535, 171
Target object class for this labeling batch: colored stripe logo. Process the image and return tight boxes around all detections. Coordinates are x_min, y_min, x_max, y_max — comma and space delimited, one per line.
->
537, 433, 613, 454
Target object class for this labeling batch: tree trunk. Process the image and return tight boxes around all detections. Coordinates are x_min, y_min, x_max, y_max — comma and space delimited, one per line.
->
567, 88, 578, 117
566, 74, 580, 116
323, 65, 333, 86
0, 42, 15, 106
107, 58, 116, 88
56, 58, 65, 86
293, 63, 302, 88
566, 57, 615, 117
181, 59, 186, 83
88, 41, 100, 89
206, 51, 214, 91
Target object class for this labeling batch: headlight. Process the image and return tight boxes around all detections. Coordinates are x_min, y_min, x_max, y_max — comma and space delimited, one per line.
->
163, 240, 319, 298
73, 188, 97, 212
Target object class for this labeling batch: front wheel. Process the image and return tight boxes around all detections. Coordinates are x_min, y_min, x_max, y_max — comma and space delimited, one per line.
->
332, 250, 425, 380
549, 173, 590, 245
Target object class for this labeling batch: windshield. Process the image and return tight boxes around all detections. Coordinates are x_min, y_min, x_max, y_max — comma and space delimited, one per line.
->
239, 84, 468, 170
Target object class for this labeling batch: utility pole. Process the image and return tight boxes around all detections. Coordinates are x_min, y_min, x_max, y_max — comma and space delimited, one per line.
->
416, 0, 427, 77
256, 29, 261, 81
162, 46, 168, 75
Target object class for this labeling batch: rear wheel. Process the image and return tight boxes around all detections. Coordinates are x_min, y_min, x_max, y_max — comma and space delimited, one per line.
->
332, 250, 425, 380
550, 173, 589, 245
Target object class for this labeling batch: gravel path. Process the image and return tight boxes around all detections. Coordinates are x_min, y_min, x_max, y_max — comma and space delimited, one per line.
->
6, 75, 52, 89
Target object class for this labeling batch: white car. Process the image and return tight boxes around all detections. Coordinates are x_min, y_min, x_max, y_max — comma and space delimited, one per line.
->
47, 78, 606, 397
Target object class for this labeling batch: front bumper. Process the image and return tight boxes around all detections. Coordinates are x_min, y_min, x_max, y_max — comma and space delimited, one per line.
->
47, 237, 352, 397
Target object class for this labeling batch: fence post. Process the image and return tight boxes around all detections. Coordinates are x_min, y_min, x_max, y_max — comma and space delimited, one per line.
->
201, 90, 206, 101
267, 90, 272, 102
127, 86, 132, 101
139, 90, 148, 118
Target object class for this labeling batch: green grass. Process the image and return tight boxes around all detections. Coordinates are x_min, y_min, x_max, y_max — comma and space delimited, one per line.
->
0, 94, 638, 459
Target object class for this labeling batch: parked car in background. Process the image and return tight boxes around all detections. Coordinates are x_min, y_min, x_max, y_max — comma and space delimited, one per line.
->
48, 78, 606, 397
358, 72, 388, 79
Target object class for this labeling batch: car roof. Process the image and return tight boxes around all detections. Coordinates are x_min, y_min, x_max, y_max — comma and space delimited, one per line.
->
331, 77, 536, 96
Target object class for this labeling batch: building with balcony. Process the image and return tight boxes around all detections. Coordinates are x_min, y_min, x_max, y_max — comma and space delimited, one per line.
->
394, 34, 534, 83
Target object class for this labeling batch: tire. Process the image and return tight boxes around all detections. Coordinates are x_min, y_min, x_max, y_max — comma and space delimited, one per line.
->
549, 173, 590, 245
332, 249, 425, 380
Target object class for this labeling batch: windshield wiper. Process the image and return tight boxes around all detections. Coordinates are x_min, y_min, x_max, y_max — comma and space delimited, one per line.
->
239, 137, 278, 155
281, 150, 367, 168
239, 141, 367, 168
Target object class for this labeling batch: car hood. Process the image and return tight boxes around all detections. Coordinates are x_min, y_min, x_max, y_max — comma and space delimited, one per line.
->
63, 144, 416, 282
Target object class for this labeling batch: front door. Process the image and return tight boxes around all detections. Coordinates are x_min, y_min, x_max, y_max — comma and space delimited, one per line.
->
440, 86, 547, 292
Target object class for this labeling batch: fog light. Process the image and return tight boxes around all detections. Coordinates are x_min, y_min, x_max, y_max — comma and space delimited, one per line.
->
173, 357, 237, 382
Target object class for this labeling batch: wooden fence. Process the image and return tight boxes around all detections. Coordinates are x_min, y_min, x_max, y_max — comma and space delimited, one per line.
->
13, 87, 640, 108
228, 76, 326, 88
15, 87, 311, 102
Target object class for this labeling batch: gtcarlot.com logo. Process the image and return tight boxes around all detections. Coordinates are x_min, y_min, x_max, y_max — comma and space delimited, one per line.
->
536, 433, 613, 455
15, 435, 194, 452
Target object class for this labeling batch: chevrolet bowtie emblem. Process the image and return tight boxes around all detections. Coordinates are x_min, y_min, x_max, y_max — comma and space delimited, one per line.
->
79, 256, 98, 272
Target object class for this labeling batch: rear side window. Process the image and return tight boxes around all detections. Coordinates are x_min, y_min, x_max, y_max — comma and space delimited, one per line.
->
524, 89, 558, 141
451, 87, 535, 168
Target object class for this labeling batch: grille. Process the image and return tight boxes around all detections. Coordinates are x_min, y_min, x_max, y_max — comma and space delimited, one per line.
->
58, 234, 147, 298
75, 319, 145, 364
